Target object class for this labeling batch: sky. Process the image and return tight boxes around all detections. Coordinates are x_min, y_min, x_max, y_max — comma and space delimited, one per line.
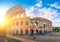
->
0, 0, 60, 27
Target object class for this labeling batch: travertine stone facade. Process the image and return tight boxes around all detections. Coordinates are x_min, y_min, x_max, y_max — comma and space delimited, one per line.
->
5, 5, 52, 35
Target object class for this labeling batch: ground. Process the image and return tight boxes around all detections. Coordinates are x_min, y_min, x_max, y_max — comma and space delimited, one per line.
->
7, 34, 60, 42
0, 34, 60, 42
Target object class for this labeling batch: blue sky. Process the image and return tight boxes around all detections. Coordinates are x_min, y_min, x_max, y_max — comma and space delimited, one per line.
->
0, 0, 60, 27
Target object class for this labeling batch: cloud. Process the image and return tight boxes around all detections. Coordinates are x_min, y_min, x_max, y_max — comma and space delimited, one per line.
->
35, 1, 43, 7
25, 0, 60, 27
52, 18, 60, 27
26, 7, 35, 18
26, 0, 43, 18
50, 2, 60, 9
38, 8, 58, 20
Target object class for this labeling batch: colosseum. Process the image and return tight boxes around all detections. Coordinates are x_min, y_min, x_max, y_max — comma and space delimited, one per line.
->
4, 5, 52, 35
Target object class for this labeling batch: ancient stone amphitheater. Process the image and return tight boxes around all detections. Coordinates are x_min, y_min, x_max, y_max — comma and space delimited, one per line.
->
5, 5, 52, 35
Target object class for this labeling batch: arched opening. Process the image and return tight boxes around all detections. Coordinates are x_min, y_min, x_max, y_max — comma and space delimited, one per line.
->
35, 22, 38, 25
25, 29, 28, 35
43, 24, 45, 33
31, 22, 33, 25
20, 29, 23, 35
16, 30, 18, 35
16, 22, 19, 26
39, 30, 42, 34
25, 20, 28, 25
45, 30, 48, 34
36, 29, 38, 35
30, 29, 34, 36
20, 21, 23, 25
12, 30, 14, 35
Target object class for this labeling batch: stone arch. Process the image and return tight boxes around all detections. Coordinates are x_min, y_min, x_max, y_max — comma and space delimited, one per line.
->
43, 24, 45, 33
35, 22, 38, 25
31, 22, 33, 25
25, 29, 29, 35
45, 30, 48, 34
16, 30, 18, 34
36, 29, 38, 35
39, 30, 42, 34
20, 29, 23, 35
30, 29, 34, 36
12, 30, 14, 34
16, 22, 19, 26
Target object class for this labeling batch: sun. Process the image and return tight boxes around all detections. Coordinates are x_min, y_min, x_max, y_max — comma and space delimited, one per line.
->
0, 8, 6, 24
0, 14, 4, 24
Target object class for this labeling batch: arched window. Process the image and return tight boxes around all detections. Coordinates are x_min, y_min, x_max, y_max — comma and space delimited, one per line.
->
12, 30, 14, 34
16, 22, 18, 26
25, 29, 28, 35
30, 29, 34, 35
43, 24, 45, 33
35, 22, 38, 25
25, 20, 28, 25
20, 21, 23, 25
39, 30, 42, 34
36, 29, 38, 34
31, 22, 33, 25
16, 30, 18, 34
43, 24, 45, 28
20, 29, 23, 35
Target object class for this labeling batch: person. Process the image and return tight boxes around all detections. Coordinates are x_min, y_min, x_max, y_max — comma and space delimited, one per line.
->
33, 34, 36, 39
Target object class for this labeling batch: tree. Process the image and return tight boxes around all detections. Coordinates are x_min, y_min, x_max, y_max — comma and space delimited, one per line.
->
53, 27, 60, 32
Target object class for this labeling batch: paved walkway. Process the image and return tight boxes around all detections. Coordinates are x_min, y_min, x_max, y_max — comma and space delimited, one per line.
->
0, 37, 8, 42
33, 36, 60, 42
7, 35, 60, 42
6, 35, 36, 42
